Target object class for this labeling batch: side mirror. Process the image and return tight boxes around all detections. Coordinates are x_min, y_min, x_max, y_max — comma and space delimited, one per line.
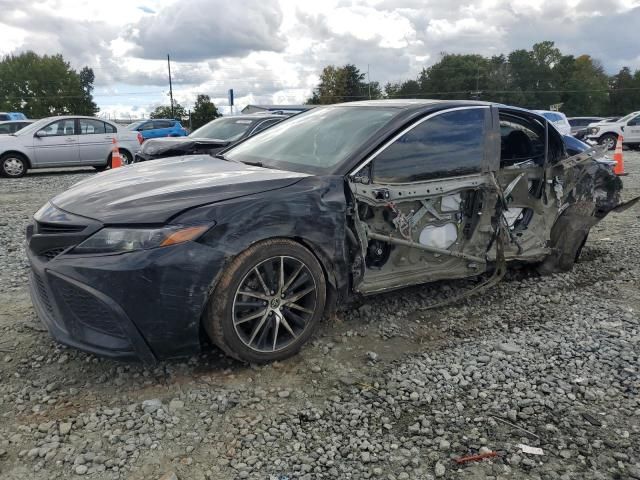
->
35, 130, 47, 138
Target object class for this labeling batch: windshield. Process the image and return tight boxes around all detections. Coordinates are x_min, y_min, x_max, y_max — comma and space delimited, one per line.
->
190, 117, 255, 140
13, 118, 54, 136
225, 106, 397, 174
617, 112, 639, 123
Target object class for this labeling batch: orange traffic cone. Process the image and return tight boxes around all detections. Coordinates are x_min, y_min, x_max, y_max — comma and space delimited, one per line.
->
613, 134, 627, 176
111, 138, 123, 169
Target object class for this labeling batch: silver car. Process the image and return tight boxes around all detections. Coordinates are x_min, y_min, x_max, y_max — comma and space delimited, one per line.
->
0, 116, 141, 178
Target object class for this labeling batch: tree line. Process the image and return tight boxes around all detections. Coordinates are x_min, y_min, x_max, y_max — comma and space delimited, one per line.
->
0, 52, 221, 129
307, 41, 640, 116
0, 52, 98, 117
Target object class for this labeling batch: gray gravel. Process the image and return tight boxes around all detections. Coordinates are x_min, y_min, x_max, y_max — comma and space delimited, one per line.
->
0, 157, 639, 480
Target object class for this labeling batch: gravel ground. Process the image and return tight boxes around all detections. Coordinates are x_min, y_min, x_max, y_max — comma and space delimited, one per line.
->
0, 157, 639, 480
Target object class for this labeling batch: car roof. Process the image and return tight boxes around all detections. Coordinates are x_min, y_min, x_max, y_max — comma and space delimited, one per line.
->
332, 99, 493, 109
225, 114, 288, 120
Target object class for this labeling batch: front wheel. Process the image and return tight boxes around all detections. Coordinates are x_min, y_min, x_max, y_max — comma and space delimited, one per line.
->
0, 153, 28, 178
204, 239, 327, 363
599, 133, 618, 150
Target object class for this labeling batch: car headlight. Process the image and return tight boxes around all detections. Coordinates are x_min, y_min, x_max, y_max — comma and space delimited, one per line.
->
141, 141, 159, 155
589, 127, 599, 135
73, 225, 210, 254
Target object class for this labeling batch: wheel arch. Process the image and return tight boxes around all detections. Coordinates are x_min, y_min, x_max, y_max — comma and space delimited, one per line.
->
1, 150, 32, 168
197, 234, 343, 347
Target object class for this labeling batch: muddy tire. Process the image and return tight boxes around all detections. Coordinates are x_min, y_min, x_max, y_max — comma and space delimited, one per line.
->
204, 239, 326, 363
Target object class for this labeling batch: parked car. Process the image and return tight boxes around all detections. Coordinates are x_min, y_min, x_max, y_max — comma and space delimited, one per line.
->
134, 114, 287, 162
0, 116, 141, 178
0, 112, 28, 121
567, 116, 604, 140
533, 110, 572, 135
585, 111, 640, 149
126, 119, 188, 141
27, 100, 631, 364
0, 120, 34, 134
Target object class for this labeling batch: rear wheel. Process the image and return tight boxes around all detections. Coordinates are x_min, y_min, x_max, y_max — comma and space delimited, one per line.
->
95, 149, 132, 171
0, 153, 28, 178
204, 239, 326, 363
119, 149, 133, 165
537, 203, 593, 274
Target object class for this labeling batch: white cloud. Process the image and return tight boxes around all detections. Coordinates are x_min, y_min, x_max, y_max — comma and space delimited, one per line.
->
1, 0, 639, 118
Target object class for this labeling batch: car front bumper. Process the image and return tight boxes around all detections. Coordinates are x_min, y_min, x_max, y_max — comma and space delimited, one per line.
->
27, 241, 226, 363
134, 152, 155, 162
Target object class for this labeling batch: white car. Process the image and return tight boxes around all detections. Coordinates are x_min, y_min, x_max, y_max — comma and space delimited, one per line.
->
0, 116, 141, 178
585, 111, 640, 150
533, 110, 572, 136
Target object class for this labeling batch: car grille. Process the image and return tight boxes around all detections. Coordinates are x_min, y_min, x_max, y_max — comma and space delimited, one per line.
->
33, 271, 54, 316
36, 221, 86, 234
40, 247, 66, 261
56, 281, 125, 338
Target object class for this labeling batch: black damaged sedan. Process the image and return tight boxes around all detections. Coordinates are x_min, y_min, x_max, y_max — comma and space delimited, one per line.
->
27, 100, 630, 364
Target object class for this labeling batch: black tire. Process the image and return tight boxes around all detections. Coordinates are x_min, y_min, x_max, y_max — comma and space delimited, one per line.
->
95, 149, 132, 171
0, 153, 28, 178
537, 203, 593, 275
599, 133, 618, 150
204, 239, 327, 363
119, 149, 133, 165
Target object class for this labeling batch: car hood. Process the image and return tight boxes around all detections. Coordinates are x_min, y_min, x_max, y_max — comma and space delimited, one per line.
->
141, 136, 231, 157
51, 155, 309, 224
590, 121, 620, 127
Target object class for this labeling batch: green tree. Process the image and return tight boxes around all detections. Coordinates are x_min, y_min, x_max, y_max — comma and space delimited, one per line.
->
560, 55, 609, 116
190, 94, 221, 130
306, 64, 379, 104
150, 102, 186, 120
608, 66, 640, 116
0, 51, 98, 117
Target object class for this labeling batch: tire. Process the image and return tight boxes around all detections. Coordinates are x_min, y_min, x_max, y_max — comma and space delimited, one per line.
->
537, 203, 593, 275
598, 133, 618, 150
95, 149, 132, 171
119, 149, 133, 165
0, 153, 28, 178
204, 239, 327, 363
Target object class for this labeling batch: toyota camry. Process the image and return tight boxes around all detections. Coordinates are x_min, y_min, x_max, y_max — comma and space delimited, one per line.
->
26, 100, 633, 364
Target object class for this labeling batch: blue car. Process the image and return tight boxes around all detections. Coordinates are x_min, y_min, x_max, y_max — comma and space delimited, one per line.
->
0, 112, 28, 121
126, 119, 188, 141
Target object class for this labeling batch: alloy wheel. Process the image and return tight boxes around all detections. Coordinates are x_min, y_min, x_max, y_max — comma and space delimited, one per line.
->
232, 255, 318, 353
602, 136, 616, 150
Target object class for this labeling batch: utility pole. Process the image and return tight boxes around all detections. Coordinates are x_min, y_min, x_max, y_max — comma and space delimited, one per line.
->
167, 54, 175, 119
367, 64, 371, 99
470, 65, 482, 100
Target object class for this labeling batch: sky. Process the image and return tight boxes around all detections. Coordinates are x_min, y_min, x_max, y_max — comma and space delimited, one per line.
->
1, 0, 639, 119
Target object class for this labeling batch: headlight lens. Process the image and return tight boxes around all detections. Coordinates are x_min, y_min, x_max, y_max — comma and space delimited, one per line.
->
141, 141, 159, 155
589, 127, 599, 135
73, 225, 209, 254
